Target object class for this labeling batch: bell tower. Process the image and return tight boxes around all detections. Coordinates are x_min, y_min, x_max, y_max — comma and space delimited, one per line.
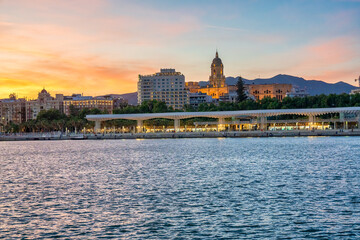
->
209, 51, 226, 87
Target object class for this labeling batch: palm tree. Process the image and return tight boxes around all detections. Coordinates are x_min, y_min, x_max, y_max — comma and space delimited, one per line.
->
55, 119, 66, 132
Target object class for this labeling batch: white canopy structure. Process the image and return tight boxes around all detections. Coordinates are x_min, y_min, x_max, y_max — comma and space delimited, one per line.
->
86, 107, 360, 132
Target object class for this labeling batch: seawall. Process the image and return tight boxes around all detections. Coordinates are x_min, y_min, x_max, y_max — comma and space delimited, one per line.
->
1, 130, 360, 141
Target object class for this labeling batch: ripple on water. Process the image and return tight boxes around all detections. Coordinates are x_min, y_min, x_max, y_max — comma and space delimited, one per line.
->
0, 137, 360, 239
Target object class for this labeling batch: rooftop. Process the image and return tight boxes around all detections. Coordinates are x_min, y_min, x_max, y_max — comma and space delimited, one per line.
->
139, 69, 183, 78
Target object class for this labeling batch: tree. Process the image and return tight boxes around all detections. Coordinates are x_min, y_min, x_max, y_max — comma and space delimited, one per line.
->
37, 109, 66, 121
69, 104, 80, 117
236, 76, 247, 102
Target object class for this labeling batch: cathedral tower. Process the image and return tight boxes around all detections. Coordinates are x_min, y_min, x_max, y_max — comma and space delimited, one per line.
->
209, 51, 226, 87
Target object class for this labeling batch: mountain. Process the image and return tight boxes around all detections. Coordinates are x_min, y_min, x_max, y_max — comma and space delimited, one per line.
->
225, 74, 357, 95
118, 92, 138, 105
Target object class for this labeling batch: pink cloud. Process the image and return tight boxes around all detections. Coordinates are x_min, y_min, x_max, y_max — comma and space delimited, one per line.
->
306, 69, 358, 84
304, 37, 356, 66
283, 37, 360, 83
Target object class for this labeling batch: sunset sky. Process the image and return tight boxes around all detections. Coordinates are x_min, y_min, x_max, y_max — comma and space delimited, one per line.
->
1, 0, 360, 99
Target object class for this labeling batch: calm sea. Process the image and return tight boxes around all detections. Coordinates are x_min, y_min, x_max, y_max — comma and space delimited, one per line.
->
1, 137, 360, 239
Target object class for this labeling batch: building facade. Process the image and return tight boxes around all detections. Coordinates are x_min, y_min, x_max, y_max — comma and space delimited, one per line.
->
286, 87, 310, 98
351, 88, 360, 95
96, 94, 128, 109
248, 84, 292, 101
138, 68, 189, 109
63, 94, 113, 116
0, 94, 26, 126
25, 89, 64, 121
189, 92, 213, 108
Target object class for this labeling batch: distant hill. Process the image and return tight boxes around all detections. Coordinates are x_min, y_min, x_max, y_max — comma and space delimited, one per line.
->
118, 92, 138, 105
225, 74, 357, 95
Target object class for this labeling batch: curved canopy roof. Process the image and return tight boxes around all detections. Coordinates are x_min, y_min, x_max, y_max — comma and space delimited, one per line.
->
86, 107, 360, 121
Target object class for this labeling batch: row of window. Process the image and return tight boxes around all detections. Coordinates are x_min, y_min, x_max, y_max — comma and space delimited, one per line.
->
253, 90, 286, 94
64, 101, 112, 105
141, 78, 181, 82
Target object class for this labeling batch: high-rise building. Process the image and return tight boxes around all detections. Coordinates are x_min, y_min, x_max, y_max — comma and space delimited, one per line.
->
138, 68, 189, 109
25, 89, 64, 120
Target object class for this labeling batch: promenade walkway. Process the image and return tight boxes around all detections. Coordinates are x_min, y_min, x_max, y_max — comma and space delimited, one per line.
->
86, 107, 360, 133
2, 129, 360, 141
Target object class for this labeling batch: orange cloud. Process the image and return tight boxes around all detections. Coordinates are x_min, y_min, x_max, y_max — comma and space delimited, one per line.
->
0, 49, 158, 99
0, 22, 157, 98
0, 1, 201, 99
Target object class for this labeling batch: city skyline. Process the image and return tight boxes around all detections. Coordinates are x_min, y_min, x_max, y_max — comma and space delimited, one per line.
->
1, 0, 360, 99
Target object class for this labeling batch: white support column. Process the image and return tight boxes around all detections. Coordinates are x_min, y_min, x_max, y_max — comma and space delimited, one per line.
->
260, 116, 267, 131
308, 115, 314, 130
218, 118, 225, 131
340, 112, 345, 129
137, 120, 143, 133
94, 120, 101, 133
174, 119, 180, 132
340, 112, 345, 121
308, 115, 314, 123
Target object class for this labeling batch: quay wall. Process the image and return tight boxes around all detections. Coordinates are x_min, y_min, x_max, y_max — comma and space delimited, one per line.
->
1, 130, 360, 141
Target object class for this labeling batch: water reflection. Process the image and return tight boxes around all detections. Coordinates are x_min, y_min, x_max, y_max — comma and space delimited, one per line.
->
0, 137, 360, 238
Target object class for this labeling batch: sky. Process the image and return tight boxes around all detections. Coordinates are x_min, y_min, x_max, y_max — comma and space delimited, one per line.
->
1, 0, 360, 99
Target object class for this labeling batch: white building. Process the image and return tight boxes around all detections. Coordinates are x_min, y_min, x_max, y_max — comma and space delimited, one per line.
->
138, 69, 189, 109
351, 88, 360, 95
189, 92, 213, 108
286, 87, 310, 98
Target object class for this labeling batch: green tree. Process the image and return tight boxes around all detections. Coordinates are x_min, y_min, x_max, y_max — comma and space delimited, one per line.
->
69, 104, 80, 117
236, 76, 247, 102
37, 109, 66, 121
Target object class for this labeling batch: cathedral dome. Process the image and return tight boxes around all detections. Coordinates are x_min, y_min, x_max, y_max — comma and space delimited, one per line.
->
211, 51, 223, 66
